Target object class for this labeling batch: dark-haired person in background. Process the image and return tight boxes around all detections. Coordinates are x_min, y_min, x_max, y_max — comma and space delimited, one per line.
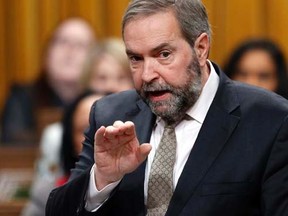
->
57, 92, 104, 186
46, 0, 288, 215
224, 38, 288, 99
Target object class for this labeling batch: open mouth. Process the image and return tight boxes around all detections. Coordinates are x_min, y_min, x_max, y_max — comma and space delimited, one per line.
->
146, 90, 171, 101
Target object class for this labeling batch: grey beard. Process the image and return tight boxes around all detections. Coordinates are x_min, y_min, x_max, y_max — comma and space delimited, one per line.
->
139, 57, 202, 125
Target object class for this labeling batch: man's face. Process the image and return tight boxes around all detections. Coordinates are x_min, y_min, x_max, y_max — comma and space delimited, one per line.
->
123, 10, 203, 124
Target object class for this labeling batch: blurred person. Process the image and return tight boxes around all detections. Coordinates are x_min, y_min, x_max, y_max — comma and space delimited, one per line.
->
1, 17, 96, 144
81, 38, 134, 94
21, 91, 103, 216
35, 38, 134, 184
57, 92, 104, 185
22, 37, 135, 215
224, 38, 288, 99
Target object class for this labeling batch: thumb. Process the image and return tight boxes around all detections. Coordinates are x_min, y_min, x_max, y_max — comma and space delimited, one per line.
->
137, 143, 152, 164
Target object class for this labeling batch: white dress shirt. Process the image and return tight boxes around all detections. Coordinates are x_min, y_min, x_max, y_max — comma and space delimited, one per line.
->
86, 60, 219, 211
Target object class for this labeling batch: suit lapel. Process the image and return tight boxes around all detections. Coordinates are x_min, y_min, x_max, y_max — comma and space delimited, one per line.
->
120, 98, 155, 213
127, 99, 156, 144
167, 67, 241, 216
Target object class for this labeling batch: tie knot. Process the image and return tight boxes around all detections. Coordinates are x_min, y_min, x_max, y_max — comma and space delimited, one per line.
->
164, 123, 176, 129
164, 114, 192, 128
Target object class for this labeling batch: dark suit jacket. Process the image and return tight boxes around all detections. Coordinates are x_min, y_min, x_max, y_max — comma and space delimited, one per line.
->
46, 64, 288, 216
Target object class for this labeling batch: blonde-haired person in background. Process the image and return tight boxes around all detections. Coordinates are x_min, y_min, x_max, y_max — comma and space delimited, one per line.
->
80, 37, 134, 94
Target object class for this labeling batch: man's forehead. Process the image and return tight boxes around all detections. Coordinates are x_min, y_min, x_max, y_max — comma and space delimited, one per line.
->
123, 11, 181, 49
123, 10, 179, 33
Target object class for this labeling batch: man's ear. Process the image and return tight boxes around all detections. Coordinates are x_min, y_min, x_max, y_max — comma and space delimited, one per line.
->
194, 33, 210, 67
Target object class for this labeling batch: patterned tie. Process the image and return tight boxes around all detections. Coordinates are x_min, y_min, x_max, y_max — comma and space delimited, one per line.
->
146, 122, 177, 215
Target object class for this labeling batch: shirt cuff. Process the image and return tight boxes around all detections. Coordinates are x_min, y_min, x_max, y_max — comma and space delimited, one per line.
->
85, 164, 121, 212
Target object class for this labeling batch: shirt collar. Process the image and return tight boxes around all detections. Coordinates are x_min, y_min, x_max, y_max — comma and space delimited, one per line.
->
186, 60, 219, 124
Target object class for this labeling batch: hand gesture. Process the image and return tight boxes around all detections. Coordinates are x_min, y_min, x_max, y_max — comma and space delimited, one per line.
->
94, 120, 151, 190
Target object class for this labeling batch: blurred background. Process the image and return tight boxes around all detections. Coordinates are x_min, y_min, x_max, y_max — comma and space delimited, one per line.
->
0, 0, 131, 111
1, 0, 288, 110
1, 0, 288, 215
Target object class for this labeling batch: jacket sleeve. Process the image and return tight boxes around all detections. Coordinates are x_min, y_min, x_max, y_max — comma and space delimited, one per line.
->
262, 114, 288, 215
45, 168, 92, 216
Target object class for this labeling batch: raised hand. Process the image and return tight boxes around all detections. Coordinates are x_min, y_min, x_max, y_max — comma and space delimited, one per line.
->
94, 120, 151, 190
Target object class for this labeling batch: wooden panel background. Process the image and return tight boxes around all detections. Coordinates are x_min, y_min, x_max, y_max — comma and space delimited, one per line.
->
203, 0, 288, 65
0, 0, 288, 110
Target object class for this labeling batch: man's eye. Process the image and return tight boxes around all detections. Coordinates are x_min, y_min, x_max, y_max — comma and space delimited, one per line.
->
159, 51, 171, 59
129, 55, 142, 62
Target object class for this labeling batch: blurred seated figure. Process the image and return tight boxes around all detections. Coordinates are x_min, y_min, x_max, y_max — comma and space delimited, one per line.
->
34, 38, 134, 185
1, 17, 96, 145
81, 37, 134, 94
21, 92, 103, 216
34, 122, 63, 181
21, 38, 135, 215
56, 93, 103, 185
224, 38, 288, 99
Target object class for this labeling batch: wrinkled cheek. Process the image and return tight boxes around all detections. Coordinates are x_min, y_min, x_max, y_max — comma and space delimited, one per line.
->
132, 77, 142, 91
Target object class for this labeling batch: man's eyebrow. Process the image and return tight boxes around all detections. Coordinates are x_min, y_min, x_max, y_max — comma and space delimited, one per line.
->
151, 43, 171, 53
126, 42, 172, 56
126, 49, 137, 56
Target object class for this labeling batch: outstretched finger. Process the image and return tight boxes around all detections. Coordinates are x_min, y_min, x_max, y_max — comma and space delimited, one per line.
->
123, 121, 136, 136
113, 120, 125, 128
104, 125, 120, 139
137, 143, 152, 164
95, 126, 106, 144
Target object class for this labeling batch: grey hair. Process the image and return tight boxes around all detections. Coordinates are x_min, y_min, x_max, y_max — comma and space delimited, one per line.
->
122, 0, 211, 47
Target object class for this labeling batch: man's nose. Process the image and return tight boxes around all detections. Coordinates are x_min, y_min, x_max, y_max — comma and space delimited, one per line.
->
141, 58, 159, 83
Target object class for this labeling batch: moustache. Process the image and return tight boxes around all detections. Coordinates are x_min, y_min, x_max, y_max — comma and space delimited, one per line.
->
142, 82, 174, 92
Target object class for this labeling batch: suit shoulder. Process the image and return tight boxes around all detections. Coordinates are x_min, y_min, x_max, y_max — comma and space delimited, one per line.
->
90, 90, 143, 125
232, 81, 288, 113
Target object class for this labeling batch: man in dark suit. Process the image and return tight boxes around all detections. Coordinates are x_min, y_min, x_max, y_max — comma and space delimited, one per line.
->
46, 0, 288, 215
